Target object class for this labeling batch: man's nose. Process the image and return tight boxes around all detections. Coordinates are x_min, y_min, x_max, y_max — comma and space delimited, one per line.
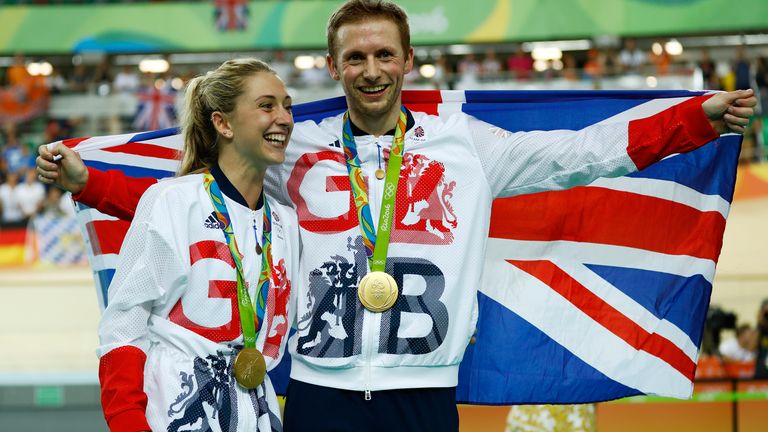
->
363, 57, 381, 81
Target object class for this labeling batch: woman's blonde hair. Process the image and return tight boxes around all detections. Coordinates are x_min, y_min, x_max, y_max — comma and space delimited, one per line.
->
178, 58, 275, 176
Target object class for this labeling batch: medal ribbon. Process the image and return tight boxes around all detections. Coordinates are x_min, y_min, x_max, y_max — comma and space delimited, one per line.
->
341, 106, 407, 272
203, 171, 272, 349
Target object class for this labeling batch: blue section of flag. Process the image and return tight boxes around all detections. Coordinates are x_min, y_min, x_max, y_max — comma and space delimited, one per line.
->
294, 95, 347, 124
84, 160, 176, 180
267, 329, 295, 395
586, 264, 712, 346
457, 292, 640, 404
96, 269, 116, 308
628, 135, 741, 200
463, 90, 706, 131
130, 128, 180, 142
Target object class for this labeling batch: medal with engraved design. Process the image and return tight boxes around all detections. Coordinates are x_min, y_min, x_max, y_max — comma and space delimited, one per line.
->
358, 271, 398, 312
233, 347, 267, 389
341, 107, 409, 314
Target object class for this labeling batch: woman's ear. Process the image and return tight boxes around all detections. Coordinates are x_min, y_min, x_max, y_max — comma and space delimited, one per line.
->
211, 111, 233, 139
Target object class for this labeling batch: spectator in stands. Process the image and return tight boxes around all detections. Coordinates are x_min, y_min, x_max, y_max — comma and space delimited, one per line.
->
0, 171, 24, 228
42, 185, 76, 218
480, 48, 502, 81
719, 324, 758, 362
506, 46, 533, 80
7, 53, 29, 87
270, 49, 295, 86
457, 52, 481, 86
46, 68, 68, 94
113, 65, 140, 94
649, 39, 671, 76
92, 59, 113, 95
756, 57, 768, 110
698, 48, 719, 90
754, 57, 767, 161
618, 38, 646, 74
755, 299, 768, 378
1, 123, 24, 174
432, 54, 453, 90
68, 63, 91, 93
15, 168, 45, 223
562, 53, 578, 81
583, 48, 604, 82
300, 64, 331, 87
734, 45, 752, 92
602, 47, 620, 77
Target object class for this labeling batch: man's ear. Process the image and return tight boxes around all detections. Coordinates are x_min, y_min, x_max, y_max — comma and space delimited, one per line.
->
404, 46, 415, 75
327, 53, 340, 81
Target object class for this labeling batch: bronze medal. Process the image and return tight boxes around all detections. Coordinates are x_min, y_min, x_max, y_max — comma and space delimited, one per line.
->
375, 168, 386, 180
232, 348, 267, 389
358, 271, 398, 312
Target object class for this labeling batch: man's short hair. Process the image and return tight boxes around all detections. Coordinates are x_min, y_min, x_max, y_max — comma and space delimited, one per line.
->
327, 0, 411, 61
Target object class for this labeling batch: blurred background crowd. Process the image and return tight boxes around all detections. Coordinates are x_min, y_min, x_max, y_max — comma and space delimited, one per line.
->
3, 38, 768, 231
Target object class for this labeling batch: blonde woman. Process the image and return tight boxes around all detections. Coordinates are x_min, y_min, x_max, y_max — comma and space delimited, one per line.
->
96, 58, 297, 431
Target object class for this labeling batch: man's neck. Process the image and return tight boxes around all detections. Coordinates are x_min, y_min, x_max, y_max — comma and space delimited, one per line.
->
348, 105, 402, 137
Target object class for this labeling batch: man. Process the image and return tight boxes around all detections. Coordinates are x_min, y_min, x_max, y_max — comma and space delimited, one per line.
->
756, 299, 768, 378
37, 1, 755, 431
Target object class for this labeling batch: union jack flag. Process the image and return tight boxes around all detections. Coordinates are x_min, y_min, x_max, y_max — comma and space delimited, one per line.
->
52, 90, 740, 404
214, 0, 249, 32
133, 85, 177, 131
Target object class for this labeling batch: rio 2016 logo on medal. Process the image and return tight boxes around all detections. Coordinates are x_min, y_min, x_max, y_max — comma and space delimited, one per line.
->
358, 271, 398, 312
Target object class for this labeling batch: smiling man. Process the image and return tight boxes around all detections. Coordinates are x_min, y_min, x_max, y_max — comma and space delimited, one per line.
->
36, 1, 757, 431
326, 7, 413, 136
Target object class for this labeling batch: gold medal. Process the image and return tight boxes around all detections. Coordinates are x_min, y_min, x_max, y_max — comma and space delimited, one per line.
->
232, 348, 267, 389
375, 168, 386, 180
358, 271, 398, 312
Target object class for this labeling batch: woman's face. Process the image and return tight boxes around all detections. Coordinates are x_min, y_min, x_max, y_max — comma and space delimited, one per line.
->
223, 72, 293, 169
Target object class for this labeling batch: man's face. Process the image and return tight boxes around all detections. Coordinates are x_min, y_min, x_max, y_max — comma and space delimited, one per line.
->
327, 18, 413, 121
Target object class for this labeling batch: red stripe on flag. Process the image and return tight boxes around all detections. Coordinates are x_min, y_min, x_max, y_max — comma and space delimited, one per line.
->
101, 143, 181, 160
0, 227, 27, 244
490, 187, 726, 262
62, 137, 90, 149
86, 220, 130, 256
403, 90, 442, 115
509, 259, 696, 380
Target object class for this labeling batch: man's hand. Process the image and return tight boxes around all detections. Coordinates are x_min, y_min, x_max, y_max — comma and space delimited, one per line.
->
702, 89, 757, 134
36, 143, 89, 194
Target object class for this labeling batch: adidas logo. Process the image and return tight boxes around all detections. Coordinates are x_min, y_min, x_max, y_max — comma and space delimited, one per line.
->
204, 213, 224, 229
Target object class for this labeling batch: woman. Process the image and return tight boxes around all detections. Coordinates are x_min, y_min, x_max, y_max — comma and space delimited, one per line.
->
97, 58, 297, 432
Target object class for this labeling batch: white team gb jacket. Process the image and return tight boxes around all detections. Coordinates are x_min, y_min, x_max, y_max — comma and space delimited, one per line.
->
264, 97, 719, 394
97, 166, 299, 432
